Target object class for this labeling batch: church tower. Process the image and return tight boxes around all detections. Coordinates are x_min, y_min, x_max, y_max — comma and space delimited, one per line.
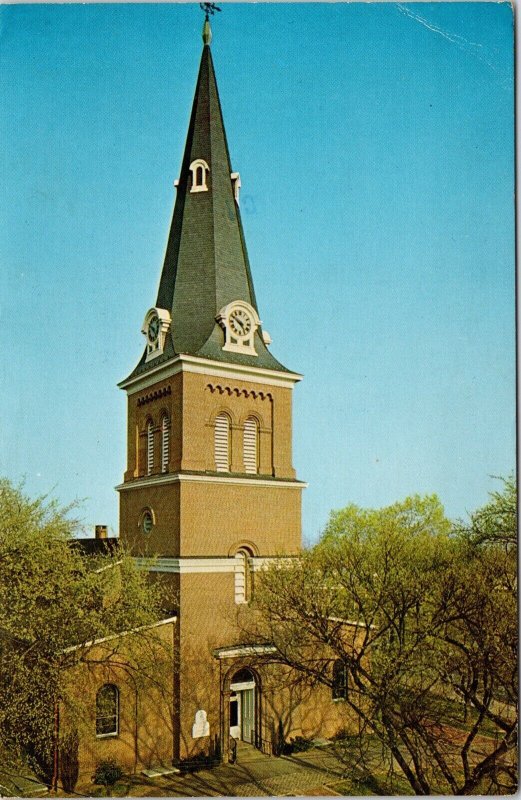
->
117, 16, 306, 762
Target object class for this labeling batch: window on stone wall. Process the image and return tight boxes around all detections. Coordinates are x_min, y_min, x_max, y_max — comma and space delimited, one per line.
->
332, 659, 348, 701
243, 416, 259, 474
147, 421, 154, 476
161, 414, 170, 473
215, 413, 231, 471
96, 684, 119, 737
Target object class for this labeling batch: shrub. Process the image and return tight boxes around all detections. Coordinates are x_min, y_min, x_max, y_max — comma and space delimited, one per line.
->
282, 735, 313, 754
93, 759, 123, 787
291, 735, 313, 752
331, 726, 349, 742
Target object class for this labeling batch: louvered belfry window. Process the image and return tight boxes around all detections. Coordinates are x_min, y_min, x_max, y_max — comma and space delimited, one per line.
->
161, 415, 170, 473
214, 413, 231, 471
147, 421, 154, 476
243, 417, 259, 474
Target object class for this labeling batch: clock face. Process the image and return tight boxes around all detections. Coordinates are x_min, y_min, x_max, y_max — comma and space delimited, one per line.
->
148, 315, 160, 343
229, 308, 252, 337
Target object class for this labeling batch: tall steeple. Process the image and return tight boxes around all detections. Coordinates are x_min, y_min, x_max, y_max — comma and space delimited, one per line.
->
117, 16, 305, 771
127, 17, 288, 381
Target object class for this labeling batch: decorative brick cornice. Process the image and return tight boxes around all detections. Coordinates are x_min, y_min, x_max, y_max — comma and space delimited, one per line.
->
206, 383, 273, 401
133, 555, 296, 574
116, 472, 307, 492
134, 557, 236, 574
119, 354, 303, 394
137, 385, 172, 407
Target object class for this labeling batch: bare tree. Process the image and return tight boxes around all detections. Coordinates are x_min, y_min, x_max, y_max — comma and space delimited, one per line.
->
240, 491, 517, 795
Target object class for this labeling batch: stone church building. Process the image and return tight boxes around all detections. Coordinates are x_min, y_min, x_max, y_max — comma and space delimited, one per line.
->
70, 18, 352, 780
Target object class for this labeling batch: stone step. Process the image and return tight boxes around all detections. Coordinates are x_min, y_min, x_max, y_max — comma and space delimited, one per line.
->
141, 765, 181, 778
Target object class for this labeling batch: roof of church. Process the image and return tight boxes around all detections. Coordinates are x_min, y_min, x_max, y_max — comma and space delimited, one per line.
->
125, 21, 290, 382
71, 537, 120, 557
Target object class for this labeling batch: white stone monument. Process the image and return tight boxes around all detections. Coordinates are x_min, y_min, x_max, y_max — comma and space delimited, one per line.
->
192, 709, 210, 738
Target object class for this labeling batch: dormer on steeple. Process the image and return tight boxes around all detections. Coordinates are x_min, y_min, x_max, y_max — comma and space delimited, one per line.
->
230, 172, 241, 204
217, 300, 261, 356
141, 307, 171, 361
123, 14, 291, 385
189, 159, 210, 192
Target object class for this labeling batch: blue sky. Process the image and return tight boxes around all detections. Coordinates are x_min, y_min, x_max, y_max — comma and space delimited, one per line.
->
0, 3, 515, 542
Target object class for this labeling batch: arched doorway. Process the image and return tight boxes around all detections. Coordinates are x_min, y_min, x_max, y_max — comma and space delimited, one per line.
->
229, 668, 256, 743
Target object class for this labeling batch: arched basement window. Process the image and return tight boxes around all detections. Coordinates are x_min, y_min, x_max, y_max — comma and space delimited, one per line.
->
332, 660, 348, 701
215, 413, 231, 472
243, 417, 259, 474
147, 421, 154, 476
96, 684, 119, 737
161, 414, 170, 473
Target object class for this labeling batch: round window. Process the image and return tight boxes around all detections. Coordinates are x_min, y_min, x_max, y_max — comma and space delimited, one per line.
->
142, 511, 154, 534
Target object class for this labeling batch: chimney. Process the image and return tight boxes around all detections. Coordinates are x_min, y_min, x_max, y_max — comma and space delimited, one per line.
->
95, 525, 108, 540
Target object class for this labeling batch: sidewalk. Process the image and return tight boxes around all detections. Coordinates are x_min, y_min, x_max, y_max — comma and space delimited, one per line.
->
118, 743, 348, 797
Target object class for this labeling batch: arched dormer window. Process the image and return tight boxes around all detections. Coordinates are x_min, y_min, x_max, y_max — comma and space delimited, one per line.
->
147, 421, 154, 476
189, 159, 210, 193
243, 417, 259, 474
161, 414, 170, 474
231, 171, 241, 204
214, 413, 231, 472
96, 684, 119, 737
234, 548, 253, 604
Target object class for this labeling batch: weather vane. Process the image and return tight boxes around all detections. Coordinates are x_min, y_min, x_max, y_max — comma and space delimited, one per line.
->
200, 2, 221, 21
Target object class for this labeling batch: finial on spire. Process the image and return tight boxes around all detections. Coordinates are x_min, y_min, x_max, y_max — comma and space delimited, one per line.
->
200, 2, 221, 44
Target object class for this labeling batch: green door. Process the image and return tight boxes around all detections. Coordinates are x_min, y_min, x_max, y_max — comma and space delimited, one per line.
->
241, 688, 255, 743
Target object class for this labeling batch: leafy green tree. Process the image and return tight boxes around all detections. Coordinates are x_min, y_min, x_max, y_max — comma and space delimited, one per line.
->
0, 479, 167, 784
243, 490, 517, 794
436, 476, 518, 792
455, 474, 517, 548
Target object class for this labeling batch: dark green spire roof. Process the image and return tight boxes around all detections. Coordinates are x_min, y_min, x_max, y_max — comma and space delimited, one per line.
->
127, 24, 290, 380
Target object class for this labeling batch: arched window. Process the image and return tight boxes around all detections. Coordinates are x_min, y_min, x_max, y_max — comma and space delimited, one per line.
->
231, 667, 255, 686
189, 159, 210, 193
147, 421, 154, 476
161, 414, 170, 473
332, 659, 348, 701
243, 417, 259, 474
234, 548, 252, 604
214, 413, 231, 472
96, 684, 119, 737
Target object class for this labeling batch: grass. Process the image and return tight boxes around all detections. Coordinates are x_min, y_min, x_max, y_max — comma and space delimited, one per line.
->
332, 774, 414, 796
90, 782, 132, 797
330, 723, 517, 796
